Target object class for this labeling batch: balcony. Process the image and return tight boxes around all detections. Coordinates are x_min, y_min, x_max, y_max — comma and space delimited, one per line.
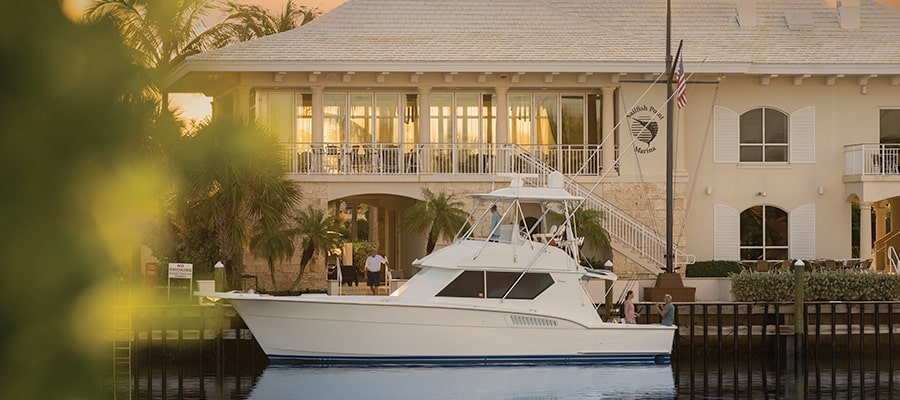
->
843, 143, 900, 176
282, 143, 607, 176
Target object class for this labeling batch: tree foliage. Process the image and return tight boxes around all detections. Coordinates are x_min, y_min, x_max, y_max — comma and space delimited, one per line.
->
287, 206, 348, 291
162, 119, 301, 288
400, 188, 468, 254
1, 3, 156, 398
217, 0, 319, 42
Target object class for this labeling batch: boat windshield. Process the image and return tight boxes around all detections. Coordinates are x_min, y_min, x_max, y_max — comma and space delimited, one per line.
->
436, 270, 554, 299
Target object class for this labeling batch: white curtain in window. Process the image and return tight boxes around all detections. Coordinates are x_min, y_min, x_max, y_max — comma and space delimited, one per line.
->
714, 203, 740, 260
713, 106, 739, 163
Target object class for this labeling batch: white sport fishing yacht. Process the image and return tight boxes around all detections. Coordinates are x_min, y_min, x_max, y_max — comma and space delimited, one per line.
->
201, 172, 676, 364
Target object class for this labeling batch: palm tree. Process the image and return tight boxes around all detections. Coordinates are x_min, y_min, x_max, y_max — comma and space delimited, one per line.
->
569, 208, 611, 252
85, 0, 225, 110
287, 206, 348, 291
84, 0, 319, 110
548, 208, 612, 259
218, 0, 320, 42
400, 188, 468, 254
171, 119, 301, 289
249, 225, 296, 291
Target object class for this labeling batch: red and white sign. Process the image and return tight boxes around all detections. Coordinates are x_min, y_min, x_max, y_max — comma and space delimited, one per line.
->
168, 263, 193, 279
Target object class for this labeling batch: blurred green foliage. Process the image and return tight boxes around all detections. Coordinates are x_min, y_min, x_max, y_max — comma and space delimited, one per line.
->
0, 2, 158, 399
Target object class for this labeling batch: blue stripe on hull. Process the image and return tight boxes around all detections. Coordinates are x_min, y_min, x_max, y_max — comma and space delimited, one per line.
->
268, 353, 671, 366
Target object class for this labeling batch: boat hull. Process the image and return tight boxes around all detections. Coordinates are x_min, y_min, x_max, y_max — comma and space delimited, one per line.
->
222, 294, 676, 365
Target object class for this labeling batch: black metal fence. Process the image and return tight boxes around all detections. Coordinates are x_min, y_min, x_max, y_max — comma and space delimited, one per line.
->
638, 301, 900, 398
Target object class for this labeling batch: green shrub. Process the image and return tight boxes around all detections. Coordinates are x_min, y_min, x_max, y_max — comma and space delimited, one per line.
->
731, 272, 795, 301
731, 270, 900, 301
686, 260, 742, 277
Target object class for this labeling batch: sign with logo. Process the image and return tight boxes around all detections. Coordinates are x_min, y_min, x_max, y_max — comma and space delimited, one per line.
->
168, 263, 193, 279
625, 104, 665, 154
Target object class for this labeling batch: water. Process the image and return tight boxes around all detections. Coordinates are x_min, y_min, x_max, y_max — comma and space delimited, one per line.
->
121, 355, 900, 399
248, 364, 676, 400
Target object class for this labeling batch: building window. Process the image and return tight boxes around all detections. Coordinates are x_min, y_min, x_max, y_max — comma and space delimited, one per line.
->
880, 109, 900, 144
436, 270, 554, 299
740, 205, 788, 260
740, 108, 788, 162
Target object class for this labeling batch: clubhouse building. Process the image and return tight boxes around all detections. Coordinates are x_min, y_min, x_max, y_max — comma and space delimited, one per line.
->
167, 0, 900, 290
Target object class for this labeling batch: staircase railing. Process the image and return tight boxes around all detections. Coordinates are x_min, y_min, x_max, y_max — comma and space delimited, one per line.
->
888, 246, 899, 274
508, 145, 693, 272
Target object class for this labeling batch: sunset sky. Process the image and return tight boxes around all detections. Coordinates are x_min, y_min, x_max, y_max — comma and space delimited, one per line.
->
251, 0, 346, 13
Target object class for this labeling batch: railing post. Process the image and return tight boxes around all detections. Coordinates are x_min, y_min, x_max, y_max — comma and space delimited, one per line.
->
793, 259, 805, 373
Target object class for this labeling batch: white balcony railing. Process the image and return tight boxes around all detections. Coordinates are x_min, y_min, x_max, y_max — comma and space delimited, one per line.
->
282, 143, 604, 176
844, 143, 900, 176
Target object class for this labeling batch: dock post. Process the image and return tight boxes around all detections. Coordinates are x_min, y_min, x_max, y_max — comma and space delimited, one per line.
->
214, 261, 225, 292
792, 259, 806, 398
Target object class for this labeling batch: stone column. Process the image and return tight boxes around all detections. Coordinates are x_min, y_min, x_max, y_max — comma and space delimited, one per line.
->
311, 86, 324, 143
369, 206, 379, 243
495, 86, 509, 144
860, 201, 872, 260
417, 86, 432, 172
495, 86, 510, 174
874, 202, 887, 239
601, 86, 617, 176
235, 86, 251, 122
890, 199, 900, 237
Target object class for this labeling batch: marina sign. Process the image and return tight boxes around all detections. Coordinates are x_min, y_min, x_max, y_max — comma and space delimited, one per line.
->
168, 263, 193, 279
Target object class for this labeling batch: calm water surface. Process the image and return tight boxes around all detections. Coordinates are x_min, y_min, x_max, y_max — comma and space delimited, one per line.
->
123, 356, 900, 399
246, 364, 676, 400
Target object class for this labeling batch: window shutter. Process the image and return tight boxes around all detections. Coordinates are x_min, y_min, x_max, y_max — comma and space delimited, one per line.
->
714, 204, 740, 260
790, 106, 815, 163
714, 106, 739, 163
789, 203, 816, 259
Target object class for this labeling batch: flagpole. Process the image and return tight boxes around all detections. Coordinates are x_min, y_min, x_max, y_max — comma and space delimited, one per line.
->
665, 0, 674, 273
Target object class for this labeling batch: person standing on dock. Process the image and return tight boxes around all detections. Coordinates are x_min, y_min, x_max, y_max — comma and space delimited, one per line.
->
624, 290, 640, 324
365, 249, 389, 295
657, 294, 675, 326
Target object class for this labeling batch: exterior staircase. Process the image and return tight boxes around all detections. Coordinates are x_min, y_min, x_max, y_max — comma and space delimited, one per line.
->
510, 145, 694, 274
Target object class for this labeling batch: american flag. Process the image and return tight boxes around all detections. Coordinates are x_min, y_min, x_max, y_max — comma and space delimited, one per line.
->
676, 58, 687, 109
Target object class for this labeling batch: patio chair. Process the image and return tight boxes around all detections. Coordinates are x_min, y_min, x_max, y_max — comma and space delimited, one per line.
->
859, 258, 873, 271
773, 259, 792, 273
755, 259, 769, 273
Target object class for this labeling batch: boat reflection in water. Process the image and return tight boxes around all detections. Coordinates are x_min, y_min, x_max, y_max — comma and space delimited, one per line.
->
246, 364, 677, 400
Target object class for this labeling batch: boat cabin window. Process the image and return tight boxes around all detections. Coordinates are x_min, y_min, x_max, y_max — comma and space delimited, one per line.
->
436, 271, 554, 299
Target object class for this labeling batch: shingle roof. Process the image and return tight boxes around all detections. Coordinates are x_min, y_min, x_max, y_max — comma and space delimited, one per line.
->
183, 0, 900, 74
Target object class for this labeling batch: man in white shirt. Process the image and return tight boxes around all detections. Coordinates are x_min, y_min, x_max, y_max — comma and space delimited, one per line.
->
365, 249, 388, 295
